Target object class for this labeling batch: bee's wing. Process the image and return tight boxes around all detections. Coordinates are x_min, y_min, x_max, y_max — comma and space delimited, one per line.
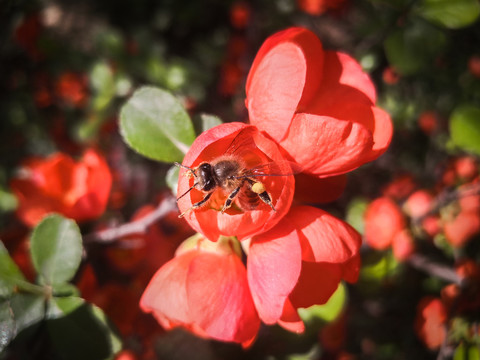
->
224, 127, 258, 157
235, 161, 302, 178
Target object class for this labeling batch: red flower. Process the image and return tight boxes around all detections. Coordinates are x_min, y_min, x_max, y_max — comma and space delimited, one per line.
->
229, 1, 251, 29
247, 206, 361, 332
11, 149, 112, 227
147, 27, 391, 345
443, 210, 480, 248
381, 173, 417, 200
140, 236, 260, 346
414, 297, 447, 350
364, 197, 405, 250
468, 55, 480, 78
246, 27, 392, 176
382, 66, 400, 85
177, 122, 295, 241
54, 71, 88, 108
297, 0, 346, 15
418, 111, 439, 135
14, 13, 44, 60
141, 206, 360, 342
404, 189, 434, 219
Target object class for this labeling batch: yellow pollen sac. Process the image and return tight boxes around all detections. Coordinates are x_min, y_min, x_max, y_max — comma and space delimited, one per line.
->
251, 182, 265, 194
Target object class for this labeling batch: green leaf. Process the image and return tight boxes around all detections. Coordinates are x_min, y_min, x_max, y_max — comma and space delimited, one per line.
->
30, 214, 83, 286
384, 21, 447, 75
166, 164, 180, 197
450, 104, 480, 155
0, 299, 15, 352
345, 197, 368, 234
47, 297, 122, 360
454, 343, 480, 360
119, 86, 195, 163
52, 283, 80, 298
9, 293, 46, 335
298, 282, 347, 323
0, 241, 26, 296
90, 61, 116, 111
417, 0, 480, 29
197, 113, 222, 133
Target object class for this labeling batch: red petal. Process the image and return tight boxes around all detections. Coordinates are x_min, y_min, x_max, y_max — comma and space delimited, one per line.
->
360, 107, 393, 163
139, 251, 194, 326
248, 220, 302, 324
294, 173, 347, 204
341, 253, 361, 283
308, 51, 376, 113
289, 262, 342, 308
246, 27, 324, 140
287, 206, 361, 263
279, 113, 373, 176
187, 252, 260, 344
277, 299, 305, 333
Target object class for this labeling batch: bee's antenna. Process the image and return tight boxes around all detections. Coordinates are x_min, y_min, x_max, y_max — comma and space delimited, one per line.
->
176, 182, 199, 202
174, 162, 197, 177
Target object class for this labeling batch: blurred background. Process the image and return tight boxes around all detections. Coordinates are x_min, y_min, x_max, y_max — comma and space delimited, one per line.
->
1, 0, 480, 359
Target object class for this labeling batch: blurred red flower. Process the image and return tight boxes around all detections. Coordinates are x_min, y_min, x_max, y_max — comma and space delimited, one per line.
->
404, 189, 434, 219
418, 111, 439, 135
468, 55, 480, 78
246, 27, 392, 177
229, 1, 250, 29
11, 149, 112, 227
54, 71, 88, 108
14, 13, 44, 60
414, 297, 447, 350
297, 0, 346, 15
382, 66, 400, 85
381, 173, 417, 200
364, 197, 405, 251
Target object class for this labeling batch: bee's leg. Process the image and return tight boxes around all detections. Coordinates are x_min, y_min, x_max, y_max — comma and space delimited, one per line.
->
249, 179, 276, 211
178, 192, 213, 218
258, 191, 275, 211
221, 186, 241, 213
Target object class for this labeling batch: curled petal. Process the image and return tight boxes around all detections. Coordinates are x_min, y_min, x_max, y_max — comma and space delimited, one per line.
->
278, 299, 305, 333
246, 27, 324, 140
287, 206, 362, 264
248, 220, 302, 324
279, 113, 373, 176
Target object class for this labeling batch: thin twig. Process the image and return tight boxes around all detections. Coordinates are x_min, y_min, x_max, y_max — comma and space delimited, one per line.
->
407, 253, 463, 286
84, 195, 178, 244
430, 182, 480, 216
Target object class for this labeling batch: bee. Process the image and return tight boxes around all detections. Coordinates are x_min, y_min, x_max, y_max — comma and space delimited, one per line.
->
175, 127, 296, 218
